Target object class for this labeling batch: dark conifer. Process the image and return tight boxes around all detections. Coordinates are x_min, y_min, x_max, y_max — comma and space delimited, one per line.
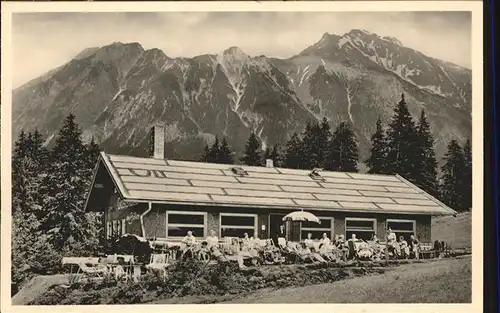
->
440, 140, 466, 210
366, 117, 389, 174
415, 110, 439, 196
218, 137, 234, 164
240, 132, 261, 166
325, 122, 359, 172
284, 132, 303, 169
385, 93, 420, 182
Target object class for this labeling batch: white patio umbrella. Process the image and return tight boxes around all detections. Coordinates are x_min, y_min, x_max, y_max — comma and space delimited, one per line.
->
282, 211, 321, 224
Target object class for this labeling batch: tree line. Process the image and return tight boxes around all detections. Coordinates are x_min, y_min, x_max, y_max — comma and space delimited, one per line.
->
12, 114, 102, 294
201, 94, 472, 212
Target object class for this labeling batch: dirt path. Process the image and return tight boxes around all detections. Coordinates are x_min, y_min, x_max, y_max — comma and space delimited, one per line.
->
223, 256, 471, 303
11, 274, 72, 305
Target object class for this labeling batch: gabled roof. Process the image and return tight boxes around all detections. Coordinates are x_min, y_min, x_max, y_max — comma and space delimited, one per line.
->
86, 152, 457, 216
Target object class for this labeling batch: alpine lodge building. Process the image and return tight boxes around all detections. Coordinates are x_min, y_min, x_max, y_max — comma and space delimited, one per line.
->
84, 126, 457, 246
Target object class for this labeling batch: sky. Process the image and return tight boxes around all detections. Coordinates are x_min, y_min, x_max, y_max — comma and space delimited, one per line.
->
11, 11, 471, 88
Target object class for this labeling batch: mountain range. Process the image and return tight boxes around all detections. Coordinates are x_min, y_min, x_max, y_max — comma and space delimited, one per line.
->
12, 29, 472, 165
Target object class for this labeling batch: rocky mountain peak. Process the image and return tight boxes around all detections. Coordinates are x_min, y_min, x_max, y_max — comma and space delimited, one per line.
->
12, 31, 471, 166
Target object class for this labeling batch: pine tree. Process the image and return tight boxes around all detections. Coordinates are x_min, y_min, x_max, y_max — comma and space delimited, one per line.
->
85, 136, 101, 171
385, 94, 420, 182
241, 132, 261, 166
270, 144, 283, 167
318, 117, 332, 167
208, 136, 220, 163
414, 110, 439, 196
40, 114, 93, 250
325, 122, 359, 172
461, 139, 472, 210
200, 144, 211, 162
12, 130, 48, 216
218, 137, 234, 164
300, 121, 324, 169
12, 130, 29, 213
284, 132, 303, 169
440, 140, 466, 210
366, 118, 389, 174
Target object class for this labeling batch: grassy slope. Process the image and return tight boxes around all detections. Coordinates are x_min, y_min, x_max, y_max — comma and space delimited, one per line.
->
432, 211, 472, 249
223, 256, 472, 304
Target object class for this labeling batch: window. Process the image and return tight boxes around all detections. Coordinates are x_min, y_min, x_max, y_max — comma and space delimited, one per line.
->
220, 213, 257, 238
300, 217, 334, 240
345, 218, 377, 241
387, 219, 416, 242
166, 211, 207, 239
107, 219, 126, 239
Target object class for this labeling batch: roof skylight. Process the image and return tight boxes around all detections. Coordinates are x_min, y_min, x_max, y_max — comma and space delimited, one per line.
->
309, 168, 326, 181
231, 167, 249, 176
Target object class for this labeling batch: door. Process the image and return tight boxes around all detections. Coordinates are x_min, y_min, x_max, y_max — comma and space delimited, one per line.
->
269, 214, 286, 245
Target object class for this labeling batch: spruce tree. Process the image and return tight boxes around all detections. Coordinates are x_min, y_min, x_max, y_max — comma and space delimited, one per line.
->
12, 130, 48, 216
40, 114, 93, 250
325, 122, 359, 172
240, 132, 261, 166
300, 121, 324, 169
208, 136, 220, 163
440, 140, 466, 210
366, 117, 389, 174
284, 132, 303, 169
200, 144, 211, 162
385, 94, 420, 182
218, 137, 234, 164
270, 144, 283, 167
86, 137, 101, 170
461, 139, 472, 210
12, 130, 29, 213
414, 110, 439, 196
318, 117, 332, 167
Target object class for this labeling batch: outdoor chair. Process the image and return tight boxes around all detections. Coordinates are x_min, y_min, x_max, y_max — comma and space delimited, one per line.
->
146, 253, 168, 277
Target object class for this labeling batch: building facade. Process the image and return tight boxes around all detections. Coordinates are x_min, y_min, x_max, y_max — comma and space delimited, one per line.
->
84, 126, 456, 245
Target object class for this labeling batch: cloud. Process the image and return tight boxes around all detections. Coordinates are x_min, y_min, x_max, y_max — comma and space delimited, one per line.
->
11, 11, 471, 88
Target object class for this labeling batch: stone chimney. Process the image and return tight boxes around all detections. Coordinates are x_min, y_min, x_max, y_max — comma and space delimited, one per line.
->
265, 159, 274, 168
149, 125, 165, 159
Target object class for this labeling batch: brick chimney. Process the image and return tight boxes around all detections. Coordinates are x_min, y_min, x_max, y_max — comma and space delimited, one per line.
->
149, 125, 165, 159
266, 159, 274, 168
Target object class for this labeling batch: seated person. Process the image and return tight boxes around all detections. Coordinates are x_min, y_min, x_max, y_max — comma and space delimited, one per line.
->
370, 234, 380, 244
182, 231, 196, 246
399, 236, 410, 259
386, 228, 399, 257
180, 231, 197, 258
304, 233, 329, 262
347, 234, 360, 260
205, 230, 219, 249
304, 233, 316, 250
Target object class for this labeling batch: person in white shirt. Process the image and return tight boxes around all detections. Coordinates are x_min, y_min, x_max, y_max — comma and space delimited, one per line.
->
206, 230, 219, 249
304, 232, 315, 250
182, 231, 196, 246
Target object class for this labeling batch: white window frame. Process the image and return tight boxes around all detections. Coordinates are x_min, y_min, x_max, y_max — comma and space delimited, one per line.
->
345, 217, 377, 237
386, 219, 416, 234
219, 213, 258, 238
165, 210, 208, 240
300, 217, 334, 240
